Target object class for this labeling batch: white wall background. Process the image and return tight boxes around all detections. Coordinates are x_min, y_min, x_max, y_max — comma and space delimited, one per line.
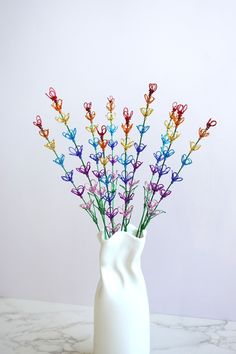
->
0, 0, 236, 321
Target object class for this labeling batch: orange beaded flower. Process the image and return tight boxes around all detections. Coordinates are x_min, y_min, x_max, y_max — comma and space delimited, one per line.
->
121, 123, 133, 135
52, 99, 63, 113
46, 87, 63, 113
170, 103, 188, 127
144, 94, 155, 104
198, 128, 209, 138
144, 83, 158, 104
98, 140, 109, 150
198, 118, 217, 138
122, 107, 133, 135
33, 115, 43, 128
39, 129, 49, 138
106, 96, 115, 113
84, 102, 96, 122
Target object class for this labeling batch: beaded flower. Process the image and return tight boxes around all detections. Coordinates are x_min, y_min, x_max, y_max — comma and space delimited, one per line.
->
34, 85, 217, 239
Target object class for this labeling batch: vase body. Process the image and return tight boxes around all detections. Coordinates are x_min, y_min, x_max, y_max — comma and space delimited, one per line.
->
93, 225, 150, 354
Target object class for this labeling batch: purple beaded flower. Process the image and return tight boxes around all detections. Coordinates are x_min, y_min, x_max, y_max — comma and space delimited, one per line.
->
118, 192, 134, 203
160, 189, 172, 199
150, 182, 164, 194
76, 162, 91, 176
149, 164, 159, 175
120, 205, 134, 218
71, 185, 85, 197
132, 160, 143, 171
92, 169, 105, 179
106, 208, 119, 220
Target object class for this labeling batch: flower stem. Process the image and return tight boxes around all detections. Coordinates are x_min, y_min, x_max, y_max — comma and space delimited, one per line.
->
40, 127, 100, 230
137, 124, 178, 236
57, 113, 107, 236
144, 136, 202, 230
121, 102, 150, 231
121, 134, 129, 231
102, 150, 115, 235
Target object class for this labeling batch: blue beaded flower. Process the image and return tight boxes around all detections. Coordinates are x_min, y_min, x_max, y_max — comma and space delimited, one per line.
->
118, 153, 133, 166
62, 128, 77, 140
136, 125, 150, 134
53, 154, 65, 166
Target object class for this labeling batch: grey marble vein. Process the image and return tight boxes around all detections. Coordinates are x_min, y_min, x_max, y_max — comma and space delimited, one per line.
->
0, 298, 235, 354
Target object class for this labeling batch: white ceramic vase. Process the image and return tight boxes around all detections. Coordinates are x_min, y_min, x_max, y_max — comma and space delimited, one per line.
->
93, 225, 150, 354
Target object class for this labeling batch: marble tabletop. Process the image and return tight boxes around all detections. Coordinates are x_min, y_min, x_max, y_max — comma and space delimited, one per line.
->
0, 298, 236, 354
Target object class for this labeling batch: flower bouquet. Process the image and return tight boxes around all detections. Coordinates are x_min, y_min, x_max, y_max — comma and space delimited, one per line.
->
34, 84, 217, 354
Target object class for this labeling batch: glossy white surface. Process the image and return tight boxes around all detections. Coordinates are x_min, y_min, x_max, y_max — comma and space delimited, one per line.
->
0, 298, 236, 354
